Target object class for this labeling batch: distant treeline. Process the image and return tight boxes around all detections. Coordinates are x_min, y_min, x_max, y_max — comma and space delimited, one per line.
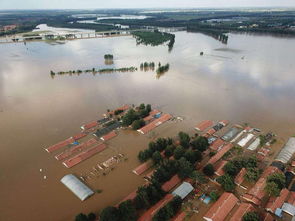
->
50, 67, 137, 77
156, 63, 170, 75
132, 30, 175, 50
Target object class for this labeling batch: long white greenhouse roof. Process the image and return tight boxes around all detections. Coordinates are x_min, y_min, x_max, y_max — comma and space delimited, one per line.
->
275, 138, 295, 164
61, 174, 94, 201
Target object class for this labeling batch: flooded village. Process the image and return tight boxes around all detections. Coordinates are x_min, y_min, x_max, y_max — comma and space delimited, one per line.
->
42, 102, 295, 221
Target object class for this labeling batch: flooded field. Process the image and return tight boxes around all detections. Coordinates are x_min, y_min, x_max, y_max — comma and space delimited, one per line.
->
1, 31, 295, 221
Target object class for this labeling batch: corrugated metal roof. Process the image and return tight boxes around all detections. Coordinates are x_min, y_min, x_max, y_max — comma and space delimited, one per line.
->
172, 182, 193, 199
282, 203, 295, 216
275, 138, 295, 164
61, 174, 94, 201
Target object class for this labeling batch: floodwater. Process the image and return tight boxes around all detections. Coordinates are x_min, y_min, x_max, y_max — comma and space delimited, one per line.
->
1, 31, 295, 221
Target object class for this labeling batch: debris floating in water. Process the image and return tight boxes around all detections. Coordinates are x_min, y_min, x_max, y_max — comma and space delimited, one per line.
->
43, 176, 47, 179
39, 168, 43, 172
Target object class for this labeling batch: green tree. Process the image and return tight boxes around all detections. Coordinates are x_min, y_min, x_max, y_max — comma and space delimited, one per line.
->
216, 174, 236, 192
191, 136, 209, 152
118, 200, 137, 221
242, 212, 259, 221
223, 162, 239, 177
75, 213, 88, 221
244, 168, 260, 183
122, 109, 139, 126
267, 173, 285, 189
264, 181, 281, 197
132, 119, 145, 130
100, 206, 120, 221
178, 132, 190, 148
164, 145, 175, 158
178, 157, 194, 179
203, 164, 215, 176
152, 151, 163, 165
184, 150, 202, 164
138, 149, 152, 162
191, 171, 208, 184
174, 146, 185, 160
139, 103, 145, 110
209, 191, 220, 202
87, 213, 96, 221
146, 104, 152, 113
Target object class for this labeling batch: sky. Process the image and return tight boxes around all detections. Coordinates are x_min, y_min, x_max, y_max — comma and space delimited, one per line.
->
0, 0, 295, 10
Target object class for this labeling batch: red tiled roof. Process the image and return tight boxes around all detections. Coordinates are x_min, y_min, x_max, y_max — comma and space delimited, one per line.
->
287, 192, 295, 206
139, 194, 174, 221
292, 161, 295, 167
262, 213, 274, 221
145, 169, 156, 180
195, 120, 214, 132
55, 138, 97, 161
208, 143, 233, 165
235, 168, 247, 186
143, 110, 161, 122
214, 160, 227, 176
172, 211, 186, 221
266, 188, 290, 213
203, 192, 238, 221
229, 203, 255, 221
243, 166, 281, 205
206, 128, 216, 136
45, 137, 74, 153
133, 162, 152, 175
72, 133, 87, 140
138, 113, 172, 134
100, 131, 117, 141
161, 175, 181, 192
210, 138, 225, 151
108, 104, 130, 115
117, 190, 137, 206
81, 121, 98, 130
62, 143, 107, 168
258, 148, 270, 156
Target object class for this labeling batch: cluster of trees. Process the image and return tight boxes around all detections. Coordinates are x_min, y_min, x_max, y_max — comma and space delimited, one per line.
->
156, 63, 170, 75
138, 137, 173, 163
122, 104, 152, 129
216, 156, 258, 192
138, 132, 208, 165
152, 196, 182, 221
264, 172, 286, 197
104, 54, 114, 59
140, 62, 155, 71
242, 211, 260, 221
132, 30, 175, 48
75, 213, 96, 221
50, 66, 137, 77
100, 200, 137, 221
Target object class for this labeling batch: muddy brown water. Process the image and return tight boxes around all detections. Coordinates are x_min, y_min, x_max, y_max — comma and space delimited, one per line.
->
1, 31, 295, 221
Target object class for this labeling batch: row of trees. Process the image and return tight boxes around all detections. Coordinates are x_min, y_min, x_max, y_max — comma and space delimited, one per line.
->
140, 62, 156, 71
50, 66, 137, 76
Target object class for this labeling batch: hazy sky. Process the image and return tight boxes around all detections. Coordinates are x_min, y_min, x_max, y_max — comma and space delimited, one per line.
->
0, 0, 295, 10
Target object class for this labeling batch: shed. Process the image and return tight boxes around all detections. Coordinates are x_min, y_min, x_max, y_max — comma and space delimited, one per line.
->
172, 182, 194, 199
275, 138, 295, 164
61, 174, 94, 201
